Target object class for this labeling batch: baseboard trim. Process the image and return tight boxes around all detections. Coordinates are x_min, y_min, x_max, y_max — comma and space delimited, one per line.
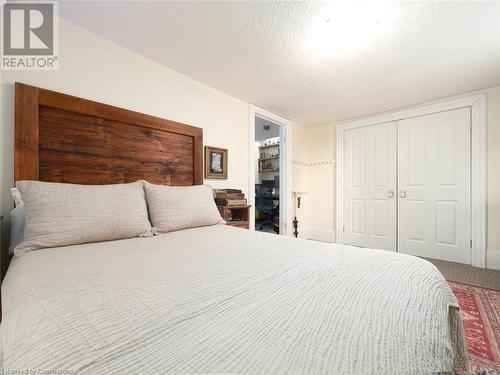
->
487, 249, 500, 270
303, 229, 336, 243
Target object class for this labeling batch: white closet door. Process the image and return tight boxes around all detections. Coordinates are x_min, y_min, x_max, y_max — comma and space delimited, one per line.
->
344, 122, 397, 251
398, 108, 471, 264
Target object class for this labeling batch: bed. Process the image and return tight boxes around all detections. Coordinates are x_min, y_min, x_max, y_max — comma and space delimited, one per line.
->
1, 83, 468, 374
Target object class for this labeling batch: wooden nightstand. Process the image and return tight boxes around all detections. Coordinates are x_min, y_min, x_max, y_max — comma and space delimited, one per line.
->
217, 205, 251, 229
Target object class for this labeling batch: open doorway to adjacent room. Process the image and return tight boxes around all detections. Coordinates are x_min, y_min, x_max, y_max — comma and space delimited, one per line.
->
249, 105, 292, 236
254, 117, 281, 234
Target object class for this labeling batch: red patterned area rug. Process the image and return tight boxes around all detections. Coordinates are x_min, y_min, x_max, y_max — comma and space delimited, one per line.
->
449, 281, 499, 375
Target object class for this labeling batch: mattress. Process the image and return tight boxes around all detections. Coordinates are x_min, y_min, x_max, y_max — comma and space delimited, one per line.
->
1, 225, 467, 374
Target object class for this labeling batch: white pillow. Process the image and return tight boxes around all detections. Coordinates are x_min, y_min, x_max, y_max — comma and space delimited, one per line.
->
9, 187, 25, 254
14, 180, 152, 256
144, 182, 224, 234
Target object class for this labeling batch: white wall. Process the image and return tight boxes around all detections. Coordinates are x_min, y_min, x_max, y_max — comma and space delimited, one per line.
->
0, 19, 250, 250
303, 85, 500, 266
306, 125, 336, 242
291, 123, 310, 239
486, 85, 500, 268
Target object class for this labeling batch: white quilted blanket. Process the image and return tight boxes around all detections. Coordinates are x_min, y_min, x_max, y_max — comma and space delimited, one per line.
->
1, 225, 467, 374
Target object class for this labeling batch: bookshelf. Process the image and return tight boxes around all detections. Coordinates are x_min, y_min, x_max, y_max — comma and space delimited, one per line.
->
255, 142, 279, 234
258, 143, 279, 150
258, 142, 279, 177
258, 156, 279, 162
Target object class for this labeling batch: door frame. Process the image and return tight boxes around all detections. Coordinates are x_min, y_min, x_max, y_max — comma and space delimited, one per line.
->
249, 104, 293, 235
336, 93, 487, 267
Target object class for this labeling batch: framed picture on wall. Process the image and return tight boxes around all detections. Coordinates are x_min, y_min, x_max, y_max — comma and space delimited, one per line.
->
205, 146, 228, 179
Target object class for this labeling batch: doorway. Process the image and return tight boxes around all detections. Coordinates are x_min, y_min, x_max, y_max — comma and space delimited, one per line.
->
254, 117, 281, 234
248, 105, 292, 236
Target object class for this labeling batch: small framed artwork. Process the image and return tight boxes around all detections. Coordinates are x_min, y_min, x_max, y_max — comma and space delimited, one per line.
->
205, 146, 228, 179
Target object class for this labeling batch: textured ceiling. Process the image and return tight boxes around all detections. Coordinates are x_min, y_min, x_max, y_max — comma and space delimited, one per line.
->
60, 1, 500, 125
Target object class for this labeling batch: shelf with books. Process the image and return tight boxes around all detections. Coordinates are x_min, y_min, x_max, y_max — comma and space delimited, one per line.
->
215, 199, 248, 206
214, 188, 247, 208
258, 156, 279, 162
258, 143, 279, 150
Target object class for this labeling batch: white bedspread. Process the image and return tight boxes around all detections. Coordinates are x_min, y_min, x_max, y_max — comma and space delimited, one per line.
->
1, 225, 467, 374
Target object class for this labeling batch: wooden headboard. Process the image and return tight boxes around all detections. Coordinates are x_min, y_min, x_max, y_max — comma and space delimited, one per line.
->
14, 82, 203, 185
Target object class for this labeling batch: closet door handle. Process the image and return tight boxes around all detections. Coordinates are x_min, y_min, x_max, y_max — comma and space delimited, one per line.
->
387, 190, 394, 198
399, 190, 407, 198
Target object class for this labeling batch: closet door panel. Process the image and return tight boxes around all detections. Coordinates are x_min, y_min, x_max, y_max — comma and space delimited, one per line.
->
398, 108, 471, 264
344, 122, 397, 251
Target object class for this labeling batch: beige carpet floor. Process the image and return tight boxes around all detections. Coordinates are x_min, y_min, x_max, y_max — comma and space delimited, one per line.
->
423, 258, 500, 290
